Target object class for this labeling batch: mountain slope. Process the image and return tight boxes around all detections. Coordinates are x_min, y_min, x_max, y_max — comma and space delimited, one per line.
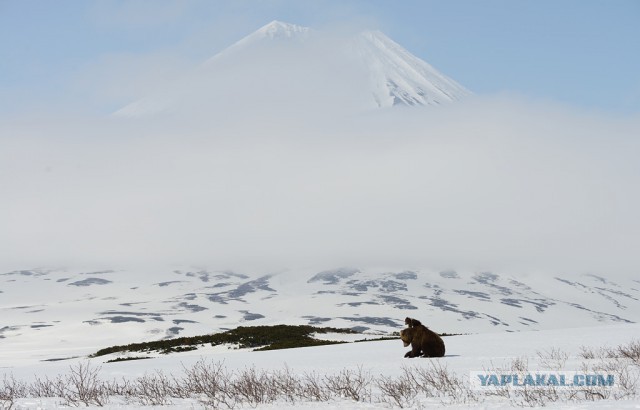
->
352, 30, 470, 107
114, 21, 470, 117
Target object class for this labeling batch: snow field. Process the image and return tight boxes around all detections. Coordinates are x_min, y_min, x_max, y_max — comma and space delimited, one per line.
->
3, 323, 640, 409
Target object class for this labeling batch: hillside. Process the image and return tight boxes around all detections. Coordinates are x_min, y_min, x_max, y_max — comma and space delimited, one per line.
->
2, 267, 638, 366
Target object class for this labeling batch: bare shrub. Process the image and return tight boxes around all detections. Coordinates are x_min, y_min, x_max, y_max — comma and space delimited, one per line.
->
130, 370, 175, 406
376, 372, 417, 408
231, 366, 271, 405
579, 346, 596, 360
512, 387, 561, 407
324, 366, 372, 402
267, 365, 300, 404
581, 354, 639, 400
299, 371, 331, 402
607, 361, 640, 399
103, 377, 135, 398
28, 374, 67, 399
576, 340, 640, 401
181, 358, 235, 409
510, 383, 561, 407
2, 340, 639, 409
62, 361, 108, 407
581, 340, 640, 365
1, 374, 27, 410
403, 361, 475, 404
572, 365, 611, 402
579, 345, 616, 360
618, 340, 640, 366
510, 356, 529, 372
537, 347, 569, 370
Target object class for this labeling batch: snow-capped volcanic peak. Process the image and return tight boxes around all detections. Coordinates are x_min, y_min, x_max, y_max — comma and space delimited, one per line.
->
222, 20, 311, 52
353, 30, 470, 107
114, 21, 469, 117
201, 20, 310, 65
254, 20, 310, 40
224, 21, 471, 108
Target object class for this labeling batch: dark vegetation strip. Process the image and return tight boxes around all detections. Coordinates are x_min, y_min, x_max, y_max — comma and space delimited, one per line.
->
92, 325, 358, 357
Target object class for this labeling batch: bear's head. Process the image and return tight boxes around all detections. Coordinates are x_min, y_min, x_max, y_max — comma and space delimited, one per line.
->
400, 327, 414, 347
405, 317, 422, 328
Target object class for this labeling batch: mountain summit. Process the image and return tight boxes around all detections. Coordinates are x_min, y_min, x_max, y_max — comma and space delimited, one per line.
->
246, 20, 310, 42
115, 21, 469, 117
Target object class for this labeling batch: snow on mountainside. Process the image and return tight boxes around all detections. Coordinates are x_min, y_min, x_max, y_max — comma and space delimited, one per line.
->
352, 30, 470, 107
114, 21, 469, 117
2, 267, 638, 365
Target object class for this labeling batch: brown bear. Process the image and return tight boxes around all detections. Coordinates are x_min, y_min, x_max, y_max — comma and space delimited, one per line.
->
400, 317, 445, 358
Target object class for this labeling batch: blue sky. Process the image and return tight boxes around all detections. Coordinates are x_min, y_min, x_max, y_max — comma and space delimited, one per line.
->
1, 0, 639, 116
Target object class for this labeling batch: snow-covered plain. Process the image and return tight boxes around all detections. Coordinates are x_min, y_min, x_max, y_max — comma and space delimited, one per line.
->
2, 267, 640, 408
4, 323, 640, 409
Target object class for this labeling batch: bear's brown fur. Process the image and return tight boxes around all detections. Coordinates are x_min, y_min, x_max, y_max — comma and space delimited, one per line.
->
400, 318, 445, 358
404, 317, 422, 328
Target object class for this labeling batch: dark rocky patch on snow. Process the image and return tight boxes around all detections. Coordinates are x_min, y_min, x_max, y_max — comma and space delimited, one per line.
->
339, 301, 378, 307
472, 272, 513, 295
239, 311, 265, 321
393, 271, 417, 280
68, 278, 112, 286
229, 276, 275, 299
108, 316, 146, 323
440, 270, 459, 279
173, 319, 197, 325
308, 268, 359, 284
177, 302, 207, 312
165, 327, 183, 337
2, 270, 49, 277
31, 324, 52, 329
378, 295, 416, 310
454, 290, 491, 301
156, 281, 184, 287
303, 316, 332, 325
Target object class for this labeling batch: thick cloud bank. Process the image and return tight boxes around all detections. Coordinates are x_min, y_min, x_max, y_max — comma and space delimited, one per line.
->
2, 96, 638, 277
